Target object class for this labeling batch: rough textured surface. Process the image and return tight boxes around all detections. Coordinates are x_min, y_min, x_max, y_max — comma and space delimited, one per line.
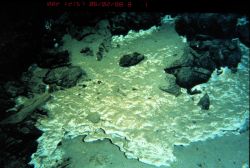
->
159, 75, 181, 96
119, 52, 145, 67
165, 39, 242, 89
197, 93, 210, 110
44, 66, 85, 88
175, 67, 211, 89
30, 24, 249, 168
175, 14, 239, 40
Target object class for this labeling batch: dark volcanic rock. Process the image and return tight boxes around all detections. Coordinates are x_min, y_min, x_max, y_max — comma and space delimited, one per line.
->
198, 93, 210, 110
119, 52, 145, 67
96, 38, 112, 61
222, 40, 242, 68
175, 14, 249, 47
175, 67, 211, 89
37, 50, 70, 68
164, 47, 194, 75
96, 45, 105, 61
175, 14, 238, 40
165, 39, 242, 90
80, 47, 94, 56
165, 46, 213, 89
43, 66, 69, 84
44, 66, 86, 88
58, 66, 84, 88
110, 12, 164, 35
159, 75, 181, 96
195, 39, 242, 69
193, 51, 216, 71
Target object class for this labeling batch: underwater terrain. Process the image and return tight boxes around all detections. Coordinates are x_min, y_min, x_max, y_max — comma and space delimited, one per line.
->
0, 10, 249, 168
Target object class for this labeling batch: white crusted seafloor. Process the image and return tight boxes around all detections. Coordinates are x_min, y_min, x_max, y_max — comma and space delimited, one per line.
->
30, 23, 249, 167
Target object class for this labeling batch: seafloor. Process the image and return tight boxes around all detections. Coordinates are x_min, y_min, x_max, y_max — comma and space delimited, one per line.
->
27, 22, 249, 168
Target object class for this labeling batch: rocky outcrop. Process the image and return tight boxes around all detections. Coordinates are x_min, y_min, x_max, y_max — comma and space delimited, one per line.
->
159, 75, 181, 96
80, 47, 94, 57
165, 38, 242, 90
44, 66, 86, 88
110, 12, 164, 35
175, 67, 212, 89
198, 93, 210, 110
59, 66, 85, 88
119, 52, 145, 67
175, 14, 238, 40
175, 13, 249, 47
190, 39, 242, 69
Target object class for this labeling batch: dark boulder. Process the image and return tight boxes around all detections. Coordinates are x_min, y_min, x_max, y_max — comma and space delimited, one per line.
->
96, 44, 105, 61
208, 44, 225, 67
175, 14, 238, 40
164, 46, 212, 89
189, 39, 242, 69
222, 40, 242, 68
44, 66, 86, 88
58, 66, 84, 88
175, 67, 212, 89
193, 51, 216, 71
175, 14, 249, 47
43, 66, 69, 84
96, 38, 112, 61
80, 47, 94, 56
198, 93, 210, 110
119, 52, 145, 67
110, 12, 164, 35
164, 47, 195, 75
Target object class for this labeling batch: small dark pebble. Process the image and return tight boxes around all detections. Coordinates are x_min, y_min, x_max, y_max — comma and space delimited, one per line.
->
57, 142, 62, 146
197, 163, 202, 167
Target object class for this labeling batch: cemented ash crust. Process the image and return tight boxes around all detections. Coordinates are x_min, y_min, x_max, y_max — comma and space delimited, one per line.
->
30, 24, 249, 168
